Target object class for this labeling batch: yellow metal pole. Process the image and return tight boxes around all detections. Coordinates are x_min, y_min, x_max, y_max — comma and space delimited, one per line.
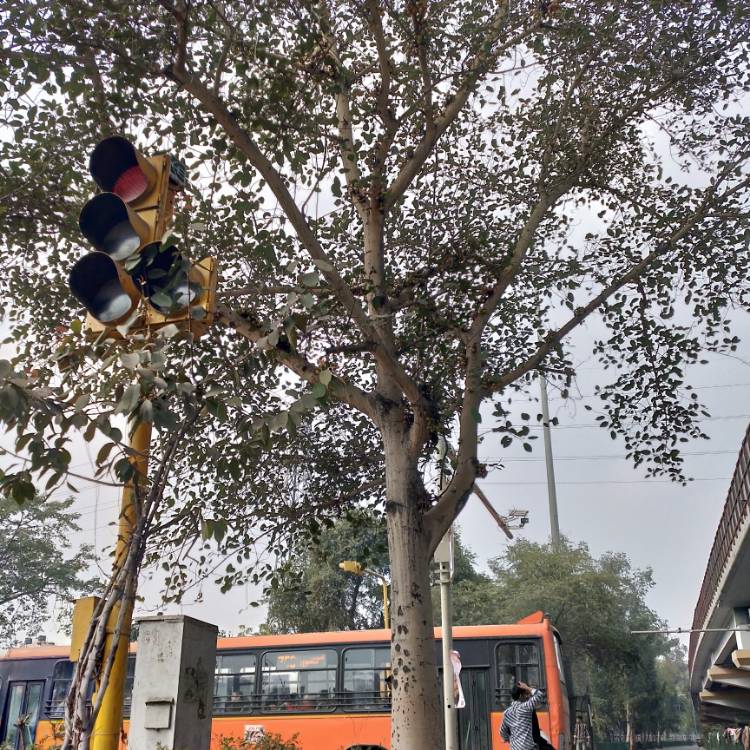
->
90, 420, 151, 750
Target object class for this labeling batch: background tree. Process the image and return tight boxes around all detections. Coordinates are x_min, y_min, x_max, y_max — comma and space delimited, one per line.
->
0, 1, 748, 748
0, 495, 97, 647
483, 539, 693, 741
262, 511, 389, 632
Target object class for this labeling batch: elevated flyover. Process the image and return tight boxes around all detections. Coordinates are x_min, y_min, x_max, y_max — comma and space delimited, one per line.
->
689, 425, 750, 724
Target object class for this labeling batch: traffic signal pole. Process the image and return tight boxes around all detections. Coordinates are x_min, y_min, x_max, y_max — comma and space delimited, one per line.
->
91, 420, 151, 750
66, 135, 217, 749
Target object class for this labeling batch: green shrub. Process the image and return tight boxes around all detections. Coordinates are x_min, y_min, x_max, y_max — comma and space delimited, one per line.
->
219, 733, 302, 750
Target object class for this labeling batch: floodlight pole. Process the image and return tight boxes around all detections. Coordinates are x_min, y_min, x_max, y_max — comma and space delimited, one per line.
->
539, 370, 561, 550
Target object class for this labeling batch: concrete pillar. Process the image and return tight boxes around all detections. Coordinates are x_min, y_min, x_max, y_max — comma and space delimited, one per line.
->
734, 607, 750, 650
129, 615, 218, 750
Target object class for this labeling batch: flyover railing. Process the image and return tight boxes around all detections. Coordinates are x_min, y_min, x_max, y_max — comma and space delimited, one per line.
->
689, 425, 750, 669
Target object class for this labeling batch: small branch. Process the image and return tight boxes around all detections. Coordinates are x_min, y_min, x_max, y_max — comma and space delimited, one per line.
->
484, 173, 750, 396
217, 304, 378, 421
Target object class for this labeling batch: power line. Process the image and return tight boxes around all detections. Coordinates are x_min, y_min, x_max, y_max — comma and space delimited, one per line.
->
482, 449, 738, 462
511, 382, 750, 403
482, 476, 730, 486
482, 414, 750, 432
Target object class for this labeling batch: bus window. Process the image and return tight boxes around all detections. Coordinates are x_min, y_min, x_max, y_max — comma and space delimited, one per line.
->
553, 636, 567, 688
123, 657, 136, 716
260, 649, 337, 713
48, 661, 74, 719
495, 641, 544, 709
1, 681, 44, 750
342, 647, 391, 710
214, 653, 257, 714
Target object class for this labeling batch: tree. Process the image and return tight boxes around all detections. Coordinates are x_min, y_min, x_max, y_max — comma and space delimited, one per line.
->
436, 537, 694, 739
0, 2, 749, 748
488, 540, 666, 682
0, 496, 97, 647
262, 511, 389, 632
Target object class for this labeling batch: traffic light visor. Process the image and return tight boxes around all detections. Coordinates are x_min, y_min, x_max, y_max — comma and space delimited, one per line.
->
79, 193, 150, 261
132, 243, 201, 315
89, 136, 157, 203
69, 252, 140, 325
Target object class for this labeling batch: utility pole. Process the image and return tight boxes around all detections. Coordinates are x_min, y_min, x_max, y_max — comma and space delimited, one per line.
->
435, 437, 459, 750
539, 370, 561, 549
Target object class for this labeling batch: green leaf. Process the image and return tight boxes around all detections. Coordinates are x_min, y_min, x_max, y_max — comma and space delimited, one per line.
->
159, 324, 180, 339
74, 394, 91, 412
312, 259, 334, 273
311, 383, 327, 399
114, 458, 135, 483
318, 369, 332, 386
119, 353, 140, 369
115, 384, 141, 414
150, 291, 173, 308
96, 442, 116, 467
213, 519, 227, 544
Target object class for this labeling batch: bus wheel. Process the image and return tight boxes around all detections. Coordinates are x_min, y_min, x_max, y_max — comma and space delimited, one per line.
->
347, 746, 387, 750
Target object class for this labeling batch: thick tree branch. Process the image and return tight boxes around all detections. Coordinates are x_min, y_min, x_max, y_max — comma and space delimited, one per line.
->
385, 6, 535, 211
167, 65, 425, 408
217, 304, 378, 421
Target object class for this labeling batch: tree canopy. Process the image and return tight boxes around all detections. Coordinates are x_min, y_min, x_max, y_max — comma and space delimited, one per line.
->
262, 511, 389, 633
0, 0, 747, 746
0, 495, 97, 647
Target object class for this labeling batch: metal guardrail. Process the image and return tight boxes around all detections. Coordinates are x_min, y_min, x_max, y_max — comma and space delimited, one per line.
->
689, 425, 750, 669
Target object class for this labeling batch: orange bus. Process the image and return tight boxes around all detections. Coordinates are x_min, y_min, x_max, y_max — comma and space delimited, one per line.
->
0, 611, 570, 750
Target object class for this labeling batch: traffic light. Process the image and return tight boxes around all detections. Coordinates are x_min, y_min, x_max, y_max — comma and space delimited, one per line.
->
68, 136, 217, 337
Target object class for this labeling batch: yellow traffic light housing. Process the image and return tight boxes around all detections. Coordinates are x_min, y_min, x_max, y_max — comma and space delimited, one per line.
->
79, 194, 151, 260
89, 137, 158, 201
69, 135, 217, 337
69, 253, 141, 325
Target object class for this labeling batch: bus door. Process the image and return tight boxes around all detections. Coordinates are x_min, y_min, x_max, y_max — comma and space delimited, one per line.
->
458, 668, 492, 750
1, 681, 44, 750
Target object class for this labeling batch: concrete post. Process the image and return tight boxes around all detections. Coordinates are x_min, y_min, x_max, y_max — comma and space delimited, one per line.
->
734, 607, 750, 650
129, 615, 218, 750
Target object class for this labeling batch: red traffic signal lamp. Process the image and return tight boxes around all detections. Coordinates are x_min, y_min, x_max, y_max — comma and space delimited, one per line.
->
69, 136, 217, 337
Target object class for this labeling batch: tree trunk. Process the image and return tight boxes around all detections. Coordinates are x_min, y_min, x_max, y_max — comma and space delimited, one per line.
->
626, 702, 635, 750
384, 427, 444, 750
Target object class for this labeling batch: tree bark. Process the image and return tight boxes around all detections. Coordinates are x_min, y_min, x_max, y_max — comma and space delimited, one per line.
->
383, 426, 443, 750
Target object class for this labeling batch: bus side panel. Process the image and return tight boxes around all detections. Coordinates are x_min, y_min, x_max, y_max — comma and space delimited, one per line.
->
492, 710, 553, 750
542, 632, 571, 750
211, 714, 391, 750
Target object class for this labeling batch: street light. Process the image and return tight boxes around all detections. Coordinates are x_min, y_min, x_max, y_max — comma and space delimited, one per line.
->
338, 560, 390, 630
